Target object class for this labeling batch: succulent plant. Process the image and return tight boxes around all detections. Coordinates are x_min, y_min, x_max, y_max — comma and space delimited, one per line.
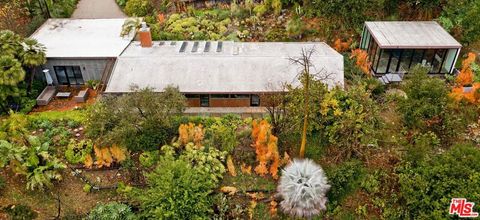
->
277, 158, 330, 218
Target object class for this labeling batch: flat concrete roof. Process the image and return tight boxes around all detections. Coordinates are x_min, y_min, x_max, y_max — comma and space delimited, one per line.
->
105, 41, 344, 93
31, 19, 133, 58
365, 21, 462, 49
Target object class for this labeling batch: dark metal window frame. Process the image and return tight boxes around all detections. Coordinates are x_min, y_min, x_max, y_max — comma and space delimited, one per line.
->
438, 49, 448, 74
448, 49, 460, 74
250, 95, 260, 107
200, 95, 209, 107
53, 66, 84, 85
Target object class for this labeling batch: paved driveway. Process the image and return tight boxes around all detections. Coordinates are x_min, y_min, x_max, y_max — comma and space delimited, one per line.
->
71, 0, 126, 19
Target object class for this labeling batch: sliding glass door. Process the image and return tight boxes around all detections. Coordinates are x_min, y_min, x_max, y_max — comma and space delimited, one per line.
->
54, 66, 84, 85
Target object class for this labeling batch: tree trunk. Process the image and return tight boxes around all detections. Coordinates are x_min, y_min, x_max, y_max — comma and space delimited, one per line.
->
299, 69, 310, 158
28, 65, 36, 94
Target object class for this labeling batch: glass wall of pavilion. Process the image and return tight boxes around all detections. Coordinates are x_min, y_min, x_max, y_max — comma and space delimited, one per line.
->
360, 27, 460, 75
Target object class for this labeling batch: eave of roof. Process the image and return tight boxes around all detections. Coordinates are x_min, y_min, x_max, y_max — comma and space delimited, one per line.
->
365, 21, 462, 49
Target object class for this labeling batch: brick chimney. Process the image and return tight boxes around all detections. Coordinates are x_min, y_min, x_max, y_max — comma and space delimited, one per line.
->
139, 22, 152, 48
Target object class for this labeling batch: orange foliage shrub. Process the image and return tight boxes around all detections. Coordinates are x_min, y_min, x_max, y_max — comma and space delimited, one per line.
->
251, 120, 280, 179
84, 154, 93, 169
178, 123, 204, 147
450, 53, 479, 104
350, 49, 372, 76
269, 200, 278, 216
456, 53, 476, 86
157, 13, 166, 24
85, 145, 127, 168
227, 155, 237, 176
451, 83, 480, 104
333, 38, 353, 53
241, 163, 252, 174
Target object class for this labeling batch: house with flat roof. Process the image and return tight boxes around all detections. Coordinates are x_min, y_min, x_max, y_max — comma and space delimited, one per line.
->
105, 40, 344, 107
31, 18, 134, 86
360, 21, 461, 76
30, 18, 344, 110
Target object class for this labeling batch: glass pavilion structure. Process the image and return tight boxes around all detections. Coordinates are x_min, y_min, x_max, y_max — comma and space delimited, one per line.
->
360, 21, 462, 75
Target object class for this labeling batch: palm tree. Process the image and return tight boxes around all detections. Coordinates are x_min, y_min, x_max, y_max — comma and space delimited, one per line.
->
277, 158, 330, 218
0, 30, 22, 57
20, 38, 47, 93
0, 55, 26, 112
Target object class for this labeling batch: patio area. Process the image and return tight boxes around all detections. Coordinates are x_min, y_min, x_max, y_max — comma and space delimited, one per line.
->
32, 86, 99, 112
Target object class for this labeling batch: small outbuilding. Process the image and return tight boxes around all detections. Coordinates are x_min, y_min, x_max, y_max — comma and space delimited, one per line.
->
31, 18, 134, 86
105, 41, 344, 107
360, 21, 462, 75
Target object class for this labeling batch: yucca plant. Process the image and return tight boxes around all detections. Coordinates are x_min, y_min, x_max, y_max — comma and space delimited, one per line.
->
277, 158, 330, 218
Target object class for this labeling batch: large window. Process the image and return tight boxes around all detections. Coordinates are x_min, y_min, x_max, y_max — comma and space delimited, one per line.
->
442, 49, 459, 74
370, 47, 459, 75
398, 49, 414, 73
250, 95, 260, 106
200, 95, 209, 107
53, 66, 84, 85
431, 49, 447, 73
376, 49, 391, 74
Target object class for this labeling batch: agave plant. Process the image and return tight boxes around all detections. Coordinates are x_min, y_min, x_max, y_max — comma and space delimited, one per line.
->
277, 158, 330, 218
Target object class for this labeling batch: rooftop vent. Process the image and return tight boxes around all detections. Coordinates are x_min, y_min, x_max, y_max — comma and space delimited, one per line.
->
179, 41, 188, 52
159, 41, 165, 46
204, 42, 211, 52
170, 41, 176, 46
192, 41, 199, 52
216, 41, 223, 52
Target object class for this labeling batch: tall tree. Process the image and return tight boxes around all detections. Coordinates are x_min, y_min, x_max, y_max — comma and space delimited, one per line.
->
289, 48, 333, 157
20, 38, 47, 92
0, 30, 46, 113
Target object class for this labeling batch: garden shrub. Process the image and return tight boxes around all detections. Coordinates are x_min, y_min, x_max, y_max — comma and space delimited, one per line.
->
253, 3, 268, 17
326, 160, 366, 207
404, 131, 440, 164
286, 16, 304, 38
205, 119, 238, 153
125, 0, 152, 17
88, 202, 135, 220
398, 65, 462, 144
135, 155, 218, 219
168, 143, 227, 183
65, 139, 94, 164
1, 136, 66, 190
314, 83, 380, 160
162, 13, 231, 40
398, 144, 480, 219
83, 184, 92, 193
86, 86, 185, 152
139, 150, 159, 168
2, 204, 37, 220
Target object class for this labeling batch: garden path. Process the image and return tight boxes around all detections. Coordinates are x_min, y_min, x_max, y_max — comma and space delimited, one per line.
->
71, 0, 126, 19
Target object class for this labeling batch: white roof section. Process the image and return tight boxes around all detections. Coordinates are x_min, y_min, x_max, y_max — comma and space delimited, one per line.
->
365, 21, 462, 49
105, 41, 344, 93
31, 19, 133, 58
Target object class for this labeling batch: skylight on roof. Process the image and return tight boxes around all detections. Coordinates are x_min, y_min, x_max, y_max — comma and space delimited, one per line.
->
204, 42, 211, 52
179, 41, 188, 52
192, 41, 199, 52
216, 41, 223, 52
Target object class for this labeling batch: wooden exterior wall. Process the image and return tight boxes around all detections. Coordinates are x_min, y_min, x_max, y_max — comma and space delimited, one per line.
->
187, 98, 251, 107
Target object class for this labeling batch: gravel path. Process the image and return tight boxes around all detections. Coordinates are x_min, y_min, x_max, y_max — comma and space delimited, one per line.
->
71, 0, 126, 19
